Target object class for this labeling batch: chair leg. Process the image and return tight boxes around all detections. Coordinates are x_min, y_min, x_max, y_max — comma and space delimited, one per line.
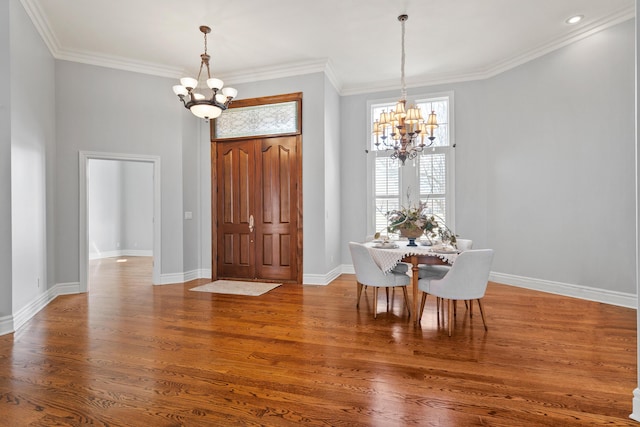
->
386, 287, 390, 311
453, 300, 457, 317
477, 299, 488, 331
469, 299, 473, 318
356, 282, 364, 307
401, 286, 411, 317
447, 299, 453, 336
419, 292, 427, 323
373, 287, 378, 319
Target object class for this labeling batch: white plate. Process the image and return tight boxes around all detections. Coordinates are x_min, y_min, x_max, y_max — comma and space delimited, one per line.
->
432, 249, 458, 254
374, 243, 399, 249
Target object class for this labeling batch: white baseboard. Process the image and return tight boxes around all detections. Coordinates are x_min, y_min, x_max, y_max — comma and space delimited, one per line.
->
13, 289, 55, 331
341, 264, 355, 275
54, 281, 82, 295
341, 263, 636, 308
0, 315, 13, 336
159, 269, 212, 285
490, 272, 636, 309
630, 388, 640, 422
89, 249, 153, 260
303, 265, 342, 285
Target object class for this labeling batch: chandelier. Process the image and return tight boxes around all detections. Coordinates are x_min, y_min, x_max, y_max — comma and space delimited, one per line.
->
372, 15, 438, 165
172, 26, 238, 120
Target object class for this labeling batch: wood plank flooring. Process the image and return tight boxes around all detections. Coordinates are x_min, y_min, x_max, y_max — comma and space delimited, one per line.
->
0, 256, 636, 426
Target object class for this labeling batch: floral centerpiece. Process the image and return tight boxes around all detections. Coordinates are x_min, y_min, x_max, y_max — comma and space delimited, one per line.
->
385, 201, 438, 246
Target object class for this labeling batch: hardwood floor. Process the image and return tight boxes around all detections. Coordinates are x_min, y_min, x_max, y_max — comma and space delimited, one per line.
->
0, 256, 636, 426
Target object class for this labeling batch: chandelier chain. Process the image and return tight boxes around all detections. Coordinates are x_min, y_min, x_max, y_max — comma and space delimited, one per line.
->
400, 16, 406, 100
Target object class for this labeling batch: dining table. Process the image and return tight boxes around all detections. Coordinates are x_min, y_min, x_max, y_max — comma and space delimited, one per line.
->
364, 241, 458, 325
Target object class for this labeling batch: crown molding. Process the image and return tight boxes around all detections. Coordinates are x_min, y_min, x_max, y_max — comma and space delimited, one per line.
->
341, 5, 635, 96
20, 0, 635, 95
223, 59, 331, 86
56, 48, 184, 78
480, 5, 636, 81
20, 0, 60, 54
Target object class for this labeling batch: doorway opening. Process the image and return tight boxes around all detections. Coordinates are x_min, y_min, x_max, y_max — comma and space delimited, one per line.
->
79, 152, 161, 292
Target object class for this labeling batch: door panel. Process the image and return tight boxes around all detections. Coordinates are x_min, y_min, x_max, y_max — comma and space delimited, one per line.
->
217, 141, 255, 279
255, 136, 298, 281
215, 136, 299, 282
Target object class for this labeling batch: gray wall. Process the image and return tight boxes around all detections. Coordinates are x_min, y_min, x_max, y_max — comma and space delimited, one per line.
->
88, 159, 153, 259
9, 0, 55, 313
485, 19, 635, 292
181, 111, 201, 275
200, 72, 332, 278
340, 18, 636, 295
122, 161, 153, 252
0, 0, 11, 319
324, 74, 342, 273
55, 61, 185, 282
88, 159, 122, 256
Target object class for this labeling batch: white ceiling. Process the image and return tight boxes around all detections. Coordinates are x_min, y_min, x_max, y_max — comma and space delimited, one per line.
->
21, 0, 635, 95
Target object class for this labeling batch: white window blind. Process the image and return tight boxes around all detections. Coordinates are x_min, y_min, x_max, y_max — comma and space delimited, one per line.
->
369, 94, 454, 236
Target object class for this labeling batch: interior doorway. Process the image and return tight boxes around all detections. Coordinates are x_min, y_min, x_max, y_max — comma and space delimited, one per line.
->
79, 152, 161, 292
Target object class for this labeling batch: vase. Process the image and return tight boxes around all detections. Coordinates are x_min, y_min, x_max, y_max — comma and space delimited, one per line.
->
399, 227, 424, 247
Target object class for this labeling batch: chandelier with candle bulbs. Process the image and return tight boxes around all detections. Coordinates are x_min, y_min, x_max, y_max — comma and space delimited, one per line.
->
172, 25, 238, 120
372, 15, 438, 165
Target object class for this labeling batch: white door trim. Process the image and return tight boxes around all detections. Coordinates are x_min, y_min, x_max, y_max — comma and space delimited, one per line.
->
79, 151, 161, 291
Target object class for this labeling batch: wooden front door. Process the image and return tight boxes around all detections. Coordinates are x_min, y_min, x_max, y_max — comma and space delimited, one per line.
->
215, 135, 300, 282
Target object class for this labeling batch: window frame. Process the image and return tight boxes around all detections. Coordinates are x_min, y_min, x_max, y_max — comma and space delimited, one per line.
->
366, 91, 455, 237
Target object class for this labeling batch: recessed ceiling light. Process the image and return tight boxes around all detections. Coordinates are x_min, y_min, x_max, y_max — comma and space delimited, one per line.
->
566, 15, 583, 25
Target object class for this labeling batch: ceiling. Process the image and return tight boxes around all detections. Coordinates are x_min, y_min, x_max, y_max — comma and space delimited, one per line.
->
21, 0, 635, 95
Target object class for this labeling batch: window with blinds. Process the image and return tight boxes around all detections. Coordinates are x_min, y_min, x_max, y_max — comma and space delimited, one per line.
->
369, 95, 454, 236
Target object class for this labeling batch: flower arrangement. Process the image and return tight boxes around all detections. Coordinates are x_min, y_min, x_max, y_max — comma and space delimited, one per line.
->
374, 188, 457, 246
386, 201, 438, 238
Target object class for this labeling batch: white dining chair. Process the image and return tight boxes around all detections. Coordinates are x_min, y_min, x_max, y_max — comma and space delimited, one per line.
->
417, 249, 494, 336
349, 242, 411, 319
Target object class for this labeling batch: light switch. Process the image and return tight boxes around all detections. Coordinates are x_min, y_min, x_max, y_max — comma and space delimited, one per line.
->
184, 211, 193, 220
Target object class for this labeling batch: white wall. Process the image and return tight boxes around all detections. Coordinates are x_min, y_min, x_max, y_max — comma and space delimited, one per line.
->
341, 18, 636, 300
9, 0, 55, 313
88, 159, 153, 259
